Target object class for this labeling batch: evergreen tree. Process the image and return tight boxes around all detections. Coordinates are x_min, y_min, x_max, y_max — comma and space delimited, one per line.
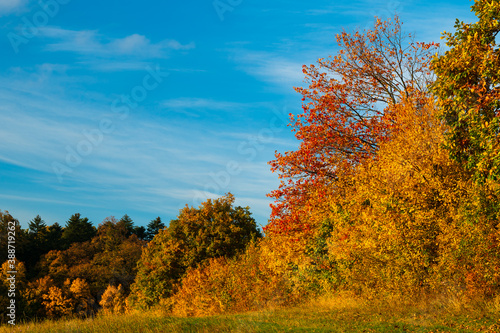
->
25, 215, 50, 276
46, 222, 63, 251
118, 214, 135, 237
25, 221, 64, 278
61, 214, 96, 249
145, 217, 165, 241
132, 226, 146, 240
28, 215, 47, 234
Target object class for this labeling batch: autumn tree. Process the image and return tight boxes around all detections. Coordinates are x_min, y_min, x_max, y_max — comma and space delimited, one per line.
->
39, 278, 93, 318
431, 0, 500, 297
38, 240, 97, 287
318, 93, 466, 294
100, 284, 127, 315
0, 260, 27, 322
23, 276, 54, 318
42, 285, 73, 318
171, 237, 314, 317
96, 216, 128, 252
129, 193, 262, 308
37, 216, 144, 317
91, 218, 144, 290
432, 0, 500, 182
40, 221, 143, 292
267, 16, 438, 234
69, 278, 94, 317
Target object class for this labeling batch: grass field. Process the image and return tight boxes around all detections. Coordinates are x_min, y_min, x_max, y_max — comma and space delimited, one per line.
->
2, 295, 499, 332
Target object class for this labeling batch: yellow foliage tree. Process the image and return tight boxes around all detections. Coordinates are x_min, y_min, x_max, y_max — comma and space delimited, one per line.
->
23, 276, 54, 318
129, 193, 262, 309
69, 278, 94, 317
100, 284, 127, 315
42, 285, 73, 318
39, 278, 94, 318
323, 92, 469, 296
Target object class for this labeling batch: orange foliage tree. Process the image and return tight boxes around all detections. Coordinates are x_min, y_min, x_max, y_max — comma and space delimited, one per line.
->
267, 16, 438, 235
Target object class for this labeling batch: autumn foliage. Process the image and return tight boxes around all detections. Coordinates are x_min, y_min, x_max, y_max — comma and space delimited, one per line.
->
262, 4, 499, 309
432, 0, 500, 181
170, 241, 298, 317
127, 193, 262, 309
2, 1, 500, 325
267, 16, 438, 235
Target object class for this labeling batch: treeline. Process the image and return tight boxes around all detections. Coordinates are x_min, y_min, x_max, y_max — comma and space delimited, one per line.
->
0, 211, 165, 320
0, 193, 263, 322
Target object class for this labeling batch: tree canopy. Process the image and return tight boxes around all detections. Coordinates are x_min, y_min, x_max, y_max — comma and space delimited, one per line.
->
129, 193, 262, 308
267, 16, 438, 234
432, 0, 500, 181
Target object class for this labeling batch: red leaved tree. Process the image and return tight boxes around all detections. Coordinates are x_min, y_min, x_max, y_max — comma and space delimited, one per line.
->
267, 16, 438, 234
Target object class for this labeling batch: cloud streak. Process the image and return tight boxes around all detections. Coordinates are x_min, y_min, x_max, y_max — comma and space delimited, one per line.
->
0, 0, 25, 15
162, 98, 247, 111
33, 27, 195, 71
40, 27, 195, 57
228, 49, 307, 92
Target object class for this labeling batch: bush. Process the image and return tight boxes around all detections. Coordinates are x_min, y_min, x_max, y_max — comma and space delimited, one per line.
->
171, 241, 300, 316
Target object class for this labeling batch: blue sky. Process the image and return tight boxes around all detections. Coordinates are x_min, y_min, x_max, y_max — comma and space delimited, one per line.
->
0, 0, 477, 229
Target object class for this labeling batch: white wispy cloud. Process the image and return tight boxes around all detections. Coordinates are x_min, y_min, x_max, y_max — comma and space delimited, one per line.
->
0, 0, 26, 15
229, 49, 307, 91
162, 98, 247, 111
35, 27, 195, 71
40, 27, 195, 57
0, 193, 98, 208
